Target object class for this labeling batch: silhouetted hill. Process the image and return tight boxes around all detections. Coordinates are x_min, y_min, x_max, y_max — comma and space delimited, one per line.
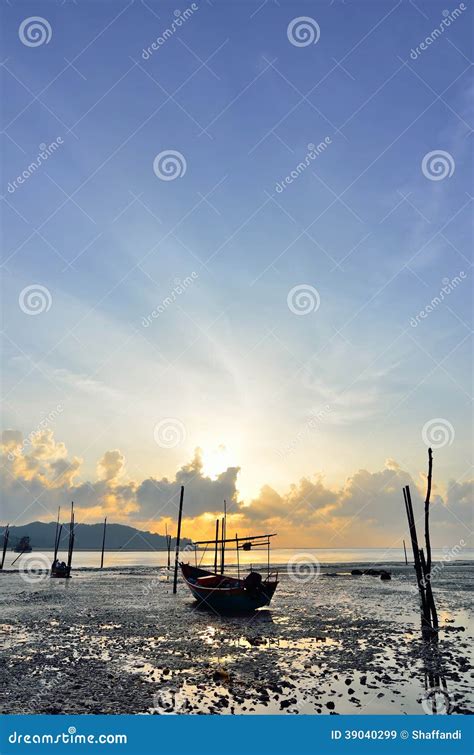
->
2, 521, 191, 551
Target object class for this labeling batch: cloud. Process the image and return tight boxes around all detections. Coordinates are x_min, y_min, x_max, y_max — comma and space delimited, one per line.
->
1, 430, 471, 548
135, 448, 241, 520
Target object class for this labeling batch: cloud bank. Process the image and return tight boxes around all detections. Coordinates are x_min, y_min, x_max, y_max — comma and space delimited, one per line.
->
1, 430, 471, 548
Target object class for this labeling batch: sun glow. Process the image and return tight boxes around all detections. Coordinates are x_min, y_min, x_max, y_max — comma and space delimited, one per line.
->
201, 445, 238, 479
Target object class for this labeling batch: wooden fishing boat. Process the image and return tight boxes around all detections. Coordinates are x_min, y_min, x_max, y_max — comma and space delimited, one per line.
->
180, 532, 278, 613
180, 563, 278, 612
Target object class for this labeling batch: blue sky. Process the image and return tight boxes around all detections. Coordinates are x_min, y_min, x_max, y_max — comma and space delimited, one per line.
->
1, 0, 472, 544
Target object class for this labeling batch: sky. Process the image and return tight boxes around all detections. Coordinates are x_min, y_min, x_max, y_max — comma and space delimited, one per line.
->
1, 0, 472, 549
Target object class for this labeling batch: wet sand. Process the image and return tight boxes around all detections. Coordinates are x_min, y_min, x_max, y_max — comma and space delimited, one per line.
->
1, 562, 472, 715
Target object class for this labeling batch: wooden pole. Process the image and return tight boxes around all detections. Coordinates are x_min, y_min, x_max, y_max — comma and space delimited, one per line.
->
424, 447, 433, 574
213, 519, 219, 573
403, 485, 429, 629
1, 525, 9, 570
220, 517, 225, 574
100, 517, 107, 569
67, 503, 75, 571
172, 486, 184, 595
403, 539, 408, 565
53, 507, 61, 561
236, 533, 240, 580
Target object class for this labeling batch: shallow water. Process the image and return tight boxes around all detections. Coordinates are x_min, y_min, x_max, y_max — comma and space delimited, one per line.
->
2, 546, 473, 570
0, 560, 472, 715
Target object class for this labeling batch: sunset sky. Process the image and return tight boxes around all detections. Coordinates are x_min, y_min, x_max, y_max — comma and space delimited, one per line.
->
1, 0, 472, 548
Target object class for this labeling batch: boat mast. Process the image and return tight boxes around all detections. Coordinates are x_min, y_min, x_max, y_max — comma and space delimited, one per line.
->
53, 507, 61, 561
100, 516, 107, 569
67, 502, 75, 571
213, 519, 219, 573
172, 486, 184, 595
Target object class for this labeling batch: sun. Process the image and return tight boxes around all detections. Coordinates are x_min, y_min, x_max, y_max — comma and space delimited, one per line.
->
201, 445, 237, 479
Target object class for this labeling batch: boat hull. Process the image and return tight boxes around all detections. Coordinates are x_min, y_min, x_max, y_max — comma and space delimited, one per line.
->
180, 563, 278, 613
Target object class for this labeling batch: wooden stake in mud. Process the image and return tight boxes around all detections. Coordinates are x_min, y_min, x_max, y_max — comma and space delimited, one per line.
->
1, 525, 9, 570
220, 517, 225, 574
213, 519, 219, 573
403, 485, 429, 628
53, 507, 61, 562
165, 523, 172, 571
403, 539, 408, 565
172, 486, 184, 595
100, 517, 107, 569
67, 502, 75, 572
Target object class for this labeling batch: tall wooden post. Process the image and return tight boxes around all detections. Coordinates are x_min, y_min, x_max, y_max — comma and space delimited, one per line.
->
100, 517, 107, 569
403, 539, 408, 565
235, 533, 240, 580
1, 525, 9, 570
173, 486, 184, 595
214, 519, 219, 573
67, 502, 75, 572
53, 507, 61, 560
220, 516, 225, 574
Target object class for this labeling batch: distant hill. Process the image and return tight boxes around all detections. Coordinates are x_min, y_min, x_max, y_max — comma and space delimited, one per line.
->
2, 521, 192, 551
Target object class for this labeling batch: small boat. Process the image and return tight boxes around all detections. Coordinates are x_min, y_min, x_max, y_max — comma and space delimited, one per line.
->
13, 536, 32, 553
50, 503, 75, 579
180, 532, 278, 613
51, 560, 71, 579
180, 563, 278, 612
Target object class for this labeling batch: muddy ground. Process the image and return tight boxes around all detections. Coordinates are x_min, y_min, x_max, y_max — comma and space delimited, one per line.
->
0, 562, 472, 715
